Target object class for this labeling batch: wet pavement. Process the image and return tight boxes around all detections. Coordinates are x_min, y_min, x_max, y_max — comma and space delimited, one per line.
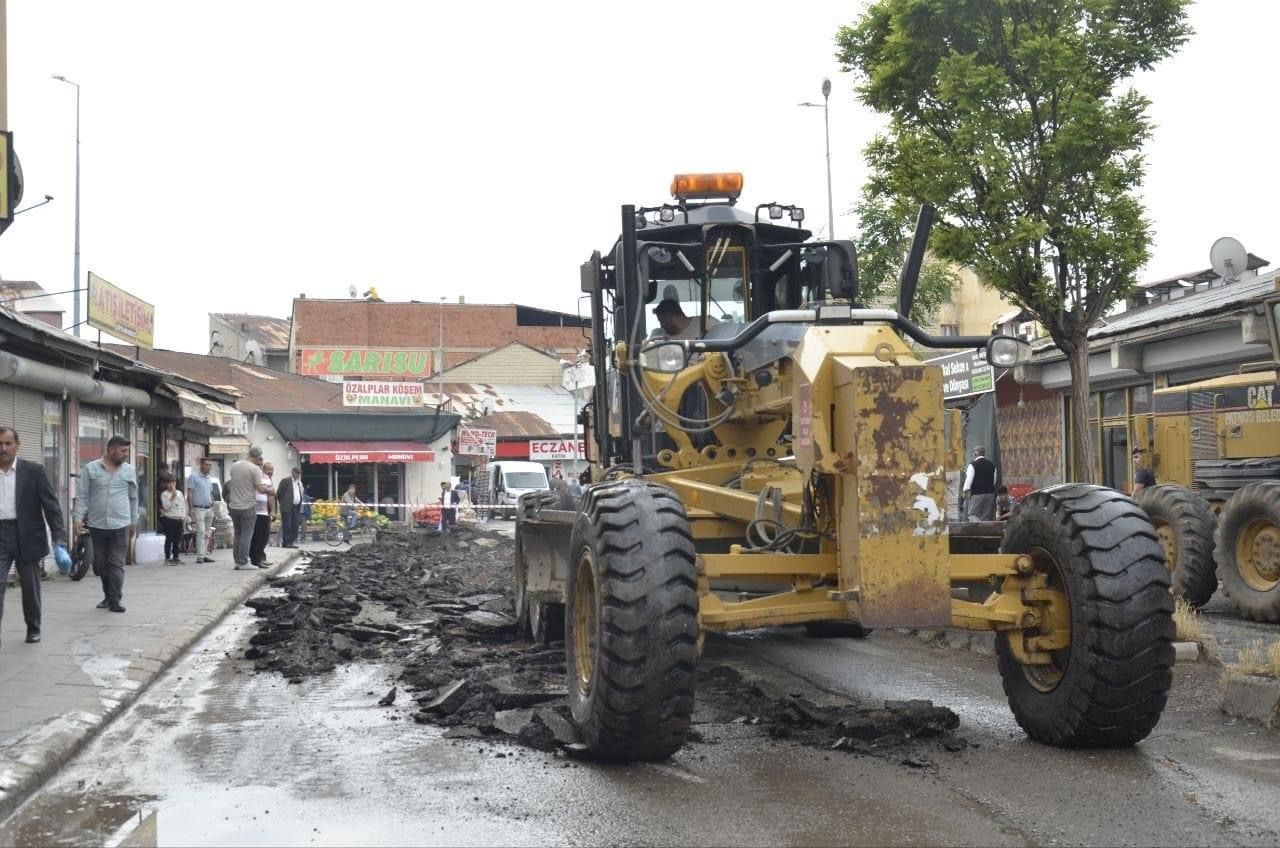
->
3, 538, 1279, 846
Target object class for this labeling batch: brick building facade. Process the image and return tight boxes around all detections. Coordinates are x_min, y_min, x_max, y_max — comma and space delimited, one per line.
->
288, 299, 589, 376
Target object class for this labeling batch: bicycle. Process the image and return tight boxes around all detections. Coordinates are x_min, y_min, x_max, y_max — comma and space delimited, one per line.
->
322, 515, 375, 546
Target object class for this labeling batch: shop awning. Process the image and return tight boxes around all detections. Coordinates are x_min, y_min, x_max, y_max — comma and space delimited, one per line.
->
205, 400, 248, 435
208, 435, 252, 455
293, 440, 435, 464
168, 384, 211, 422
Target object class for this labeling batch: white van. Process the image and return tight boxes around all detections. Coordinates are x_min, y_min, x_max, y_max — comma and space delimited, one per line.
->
486, 461, 550, 518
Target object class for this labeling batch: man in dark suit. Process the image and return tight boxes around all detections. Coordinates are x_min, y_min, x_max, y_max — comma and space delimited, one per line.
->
275, 466, 305, 549
0, 425, 67, 646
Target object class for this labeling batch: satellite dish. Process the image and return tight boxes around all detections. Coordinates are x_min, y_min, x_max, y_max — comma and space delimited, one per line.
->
348, 284, 358, 298
244, 339, 265, 367
209, 330, 225, 356
1210, 236, 1248, 280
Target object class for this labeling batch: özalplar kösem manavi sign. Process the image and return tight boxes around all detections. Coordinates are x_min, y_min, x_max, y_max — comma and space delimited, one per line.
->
341, 380, 425, 407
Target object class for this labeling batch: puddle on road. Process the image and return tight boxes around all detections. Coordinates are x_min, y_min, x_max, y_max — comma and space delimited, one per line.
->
0, 607, 563, 847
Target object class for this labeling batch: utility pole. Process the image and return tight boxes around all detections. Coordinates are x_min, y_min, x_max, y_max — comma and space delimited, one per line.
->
0, 0, 8, 132
821, 77, 834, 242
52, 74, 81, 334
437, 297, 445, 407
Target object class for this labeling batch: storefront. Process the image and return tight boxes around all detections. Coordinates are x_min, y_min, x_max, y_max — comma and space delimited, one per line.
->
261, 411, 460, 517
1016, 264, 1279, 489
294, 441, 435, 507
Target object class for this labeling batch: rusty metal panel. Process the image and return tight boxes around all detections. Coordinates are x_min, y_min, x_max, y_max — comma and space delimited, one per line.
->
518, 518, 574, 603
836, 363, 950, 628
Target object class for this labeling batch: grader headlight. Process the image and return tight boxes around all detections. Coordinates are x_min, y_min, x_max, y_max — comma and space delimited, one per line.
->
986, 335, 1031, 368
641, 341, 687, 373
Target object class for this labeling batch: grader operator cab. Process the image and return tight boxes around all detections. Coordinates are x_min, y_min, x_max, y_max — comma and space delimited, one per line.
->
515, 173, 1175, 761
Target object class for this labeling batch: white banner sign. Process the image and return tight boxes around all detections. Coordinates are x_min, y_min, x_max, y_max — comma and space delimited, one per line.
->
529, 439, 586, 461
342, 380, 425, 407
458, 427, 498, 457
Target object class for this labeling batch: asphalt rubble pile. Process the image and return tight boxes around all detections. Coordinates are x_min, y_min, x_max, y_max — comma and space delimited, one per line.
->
244, 527, 968, 765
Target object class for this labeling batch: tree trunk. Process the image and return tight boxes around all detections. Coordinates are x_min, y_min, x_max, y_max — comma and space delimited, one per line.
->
1066, 337, 1098, 484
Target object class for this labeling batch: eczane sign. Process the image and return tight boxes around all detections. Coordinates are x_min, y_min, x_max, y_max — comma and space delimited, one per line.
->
529, 439, 586, 460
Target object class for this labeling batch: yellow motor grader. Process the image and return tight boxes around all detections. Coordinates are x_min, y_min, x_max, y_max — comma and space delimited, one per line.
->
514, 173, 1174, 761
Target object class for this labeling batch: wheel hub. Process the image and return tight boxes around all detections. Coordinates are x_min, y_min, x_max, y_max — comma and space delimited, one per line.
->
1239, 520, 1280, 590
572, 552, 599, 694
1017, 546, 1072, 693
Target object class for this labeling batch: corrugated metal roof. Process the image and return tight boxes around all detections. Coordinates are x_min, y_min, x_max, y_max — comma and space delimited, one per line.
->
0, 281, 63, 315
468, 411, 559, 439
104, 345, 347, 413
1030, 269, 1280, 359
426, 382, 579, 434
1, 306, 238, 404
210, 313, 292, 350
1091, 269, 1278, 340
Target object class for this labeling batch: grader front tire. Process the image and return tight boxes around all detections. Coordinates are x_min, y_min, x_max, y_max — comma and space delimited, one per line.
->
565, 481, 699, 761
998, 484, 1175, 748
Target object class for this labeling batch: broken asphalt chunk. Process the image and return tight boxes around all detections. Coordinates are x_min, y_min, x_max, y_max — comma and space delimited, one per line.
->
463, 611, 515, 634
422, 679, 469, 714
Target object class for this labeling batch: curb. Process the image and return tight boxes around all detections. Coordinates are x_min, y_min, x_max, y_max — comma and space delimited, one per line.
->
1220, 675, 1280, 728
898, 628, 1203, 664
0, 551, 303, 823
895, 628, 995, 656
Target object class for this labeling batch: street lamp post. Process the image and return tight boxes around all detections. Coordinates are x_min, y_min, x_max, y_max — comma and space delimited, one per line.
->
438, 297, 445, 406
799, 77, 835, 241
52, 74, 81, 336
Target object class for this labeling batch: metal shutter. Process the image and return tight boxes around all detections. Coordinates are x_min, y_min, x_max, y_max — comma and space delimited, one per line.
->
0, 383, 44, 462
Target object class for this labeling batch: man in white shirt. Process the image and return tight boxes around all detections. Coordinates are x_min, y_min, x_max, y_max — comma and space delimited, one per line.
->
0, 426, 67, 644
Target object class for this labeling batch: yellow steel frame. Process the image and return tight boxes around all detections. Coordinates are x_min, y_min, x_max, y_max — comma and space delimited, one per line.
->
619, 323, 1071, 668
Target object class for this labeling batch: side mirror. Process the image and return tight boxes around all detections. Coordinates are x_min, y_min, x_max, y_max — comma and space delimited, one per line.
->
823, 241, 859, 300
580, 251, 601, 294
986, 335, 1031, 368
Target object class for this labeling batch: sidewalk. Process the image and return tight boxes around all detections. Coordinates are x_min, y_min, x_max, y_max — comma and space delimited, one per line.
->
0, 538, 328, 821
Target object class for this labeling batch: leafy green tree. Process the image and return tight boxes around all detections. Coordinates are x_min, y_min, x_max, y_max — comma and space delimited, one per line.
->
854, 187, 958, 327
837, 0, 1191, 483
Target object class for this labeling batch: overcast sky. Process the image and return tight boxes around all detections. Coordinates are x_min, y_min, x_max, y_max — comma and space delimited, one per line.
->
1, 1, 1275, 352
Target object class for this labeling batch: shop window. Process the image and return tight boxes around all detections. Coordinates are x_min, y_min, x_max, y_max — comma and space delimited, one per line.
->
301, 463, 331, 502
166, 438, 181, 481
1101, 390, 1126, 419
1102, 426, 1130, 491
1131, 384, 1152, 415
78, 407, 110, 468
135, 422, 152, 530
42, 398, 66, 506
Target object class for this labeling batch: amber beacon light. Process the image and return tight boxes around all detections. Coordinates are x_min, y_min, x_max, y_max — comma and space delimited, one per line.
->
670, 172, 744, 201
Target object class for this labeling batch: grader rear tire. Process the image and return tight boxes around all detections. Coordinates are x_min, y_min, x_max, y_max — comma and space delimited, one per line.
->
565, 480, 699, 761
998, 484, 1174, 747
1215, 481, 1280, 623
1133, 485, 1218, 607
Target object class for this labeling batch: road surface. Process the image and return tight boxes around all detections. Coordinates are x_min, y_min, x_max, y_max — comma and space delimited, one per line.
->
2, 579, 1278, 846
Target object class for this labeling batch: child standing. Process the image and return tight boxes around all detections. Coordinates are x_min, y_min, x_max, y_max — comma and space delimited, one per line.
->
159, 476, 188, 564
